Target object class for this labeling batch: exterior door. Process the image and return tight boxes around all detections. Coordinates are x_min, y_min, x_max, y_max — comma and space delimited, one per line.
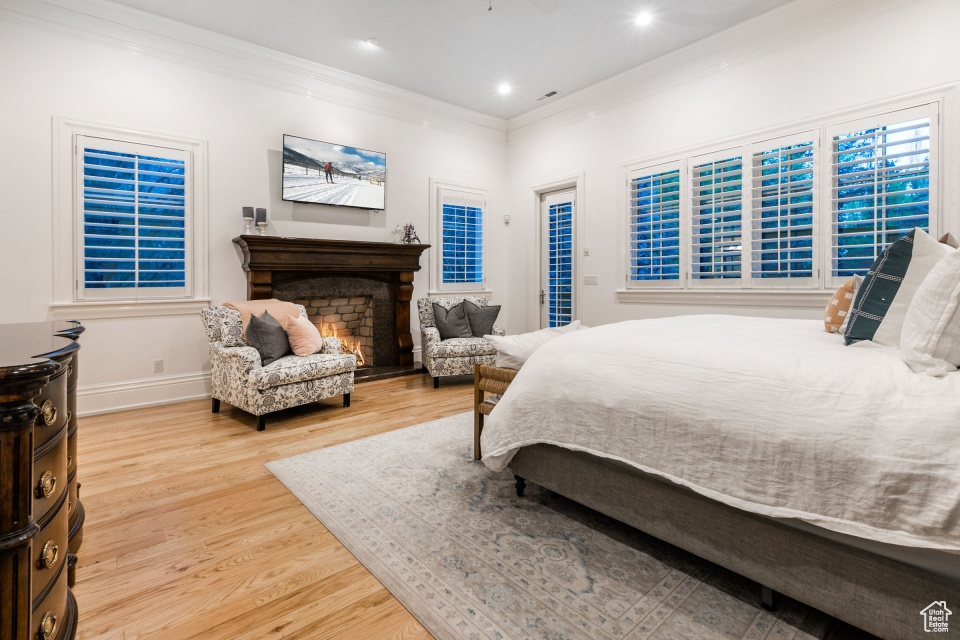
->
540, 189, 575, 328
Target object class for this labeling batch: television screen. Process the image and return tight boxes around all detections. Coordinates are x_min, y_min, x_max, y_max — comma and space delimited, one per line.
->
282, 134, 386, 210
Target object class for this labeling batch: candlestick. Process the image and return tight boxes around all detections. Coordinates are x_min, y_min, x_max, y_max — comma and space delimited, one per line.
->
242, 207, 254, 234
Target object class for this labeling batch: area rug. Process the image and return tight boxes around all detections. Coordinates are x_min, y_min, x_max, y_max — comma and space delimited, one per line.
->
266, 413, 831, 640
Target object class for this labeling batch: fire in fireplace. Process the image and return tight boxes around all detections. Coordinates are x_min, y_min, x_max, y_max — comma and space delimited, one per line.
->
301, 296, 374, 368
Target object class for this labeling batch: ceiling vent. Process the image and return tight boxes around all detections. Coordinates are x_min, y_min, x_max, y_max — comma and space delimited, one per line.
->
536, 91, 559, 102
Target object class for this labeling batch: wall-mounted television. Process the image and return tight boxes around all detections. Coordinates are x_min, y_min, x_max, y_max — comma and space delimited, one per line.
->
282, 134, 386, 210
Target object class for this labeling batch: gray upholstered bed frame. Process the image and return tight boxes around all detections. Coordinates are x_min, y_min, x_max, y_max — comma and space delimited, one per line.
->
510, 444, 960, 640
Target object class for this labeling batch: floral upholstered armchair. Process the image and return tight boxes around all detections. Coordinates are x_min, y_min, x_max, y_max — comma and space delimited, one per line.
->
417, 296, 505, 388
201, 304, 356, 431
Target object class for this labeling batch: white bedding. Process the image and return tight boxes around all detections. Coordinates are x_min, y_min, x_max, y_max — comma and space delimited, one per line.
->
480, 315, 960, 550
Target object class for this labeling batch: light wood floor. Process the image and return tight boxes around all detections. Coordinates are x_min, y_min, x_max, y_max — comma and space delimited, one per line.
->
72, 373, 871, 640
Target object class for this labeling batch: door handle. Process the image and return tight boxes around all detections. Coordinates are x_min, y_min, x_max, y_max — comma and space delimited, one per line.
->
539, 290, 545, 305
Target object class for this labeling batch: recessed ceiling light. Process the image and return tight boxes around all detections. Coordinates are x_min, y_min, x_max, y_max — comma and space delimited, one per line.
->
635, 11, 654, 26
498, 83, 511, 95
363, 38, 380, 48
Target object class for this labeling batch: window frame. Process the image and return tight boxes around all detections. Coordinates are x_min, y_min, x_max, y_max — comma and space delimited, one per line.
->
624, 160, 684, 290
52, 118, 209, 319
688, 148, 745, 290
428, 178, 489, 295
617, 97, 944, 303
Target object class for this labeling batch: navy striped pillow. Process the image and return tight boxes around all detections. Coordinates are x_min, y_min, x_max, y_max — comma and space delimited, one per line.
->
844, 230, 915, 346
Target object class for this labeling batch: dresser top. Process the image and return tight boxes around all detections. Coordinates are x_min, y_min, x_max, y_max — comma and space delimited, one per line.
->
0, 320, 83, 380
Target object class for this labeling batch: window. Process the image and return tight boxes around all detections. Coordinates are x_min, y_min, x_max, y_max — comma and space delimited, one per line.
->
620, 101, 939, 297
79, 137, 189, 295
428, 179, 488, 293
52, 119, 208, 319
627, 162, 681, 284
749, 135, 816, 282
546, 200, 573, 326
442, 201, 483, 284
690, 152, 742, 281
829, 105, 936, 279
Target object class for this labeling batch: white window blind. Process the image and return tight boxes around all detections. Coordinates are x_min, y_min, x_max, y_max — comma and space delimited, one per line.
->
750, 134, 816, 281
77, 135, 191, 299
690, 153, 742, 281
439, 189, 484, 286
627, 162, 681, 283
829, 105, 936, 278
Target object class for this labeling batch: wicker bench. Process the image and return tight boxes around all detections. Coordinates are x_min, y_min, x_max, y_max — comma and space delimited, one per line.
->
473, 364, 518, 460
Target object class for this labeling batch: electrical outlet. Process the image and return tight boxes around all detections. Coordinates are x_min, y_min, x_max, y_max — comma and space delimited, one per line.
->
584, 275, 598, 285
153, 359, 163, 373
584, 247, 591, 256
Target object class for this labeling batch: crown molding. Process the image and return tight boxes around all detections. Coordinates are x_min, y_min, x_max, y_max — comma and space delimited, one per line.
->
0, 0, 508, 143
506, 0, 923, 142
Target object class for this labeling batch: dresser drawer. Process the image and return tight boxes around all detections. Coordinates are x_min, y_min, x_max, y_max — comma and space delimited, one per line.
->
32, 494, 69, 604
34, 368, 67, 447
33, 429, 68, 521
67, 422, 78, 478
32, 551, 69, 640
66, 354, 79, 393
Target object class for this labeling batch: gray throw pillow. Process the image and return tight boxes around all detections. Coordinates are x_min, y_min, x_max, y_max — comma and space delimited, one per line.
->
464, 300, 500, 337
433, 302, 473, 339
246, 311, 291, 366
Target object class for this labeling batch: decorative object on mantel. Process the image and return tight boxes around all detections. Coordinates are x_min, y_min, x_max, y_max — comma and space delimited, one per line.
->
393, 224, 404, 243
266, 413, 831, 640
255, 208, 268, 235
242, 206, 255, 234
402, 223, 420, 243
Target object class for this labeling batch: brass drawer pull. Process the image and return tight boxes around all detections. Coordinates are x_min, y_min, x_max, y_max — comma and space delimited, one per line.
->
41, 400, 57, 426
68, 364, 74, 378
40, 541, 59, 569
39, 611, 57, 640
38, 472, 57, 499
67, 410, 72, 424
68, 455, 73, 468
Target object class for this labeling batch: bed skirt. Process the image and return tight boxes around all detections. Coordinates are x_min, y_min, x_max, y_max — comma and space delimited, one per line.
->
510, 444, 960, 640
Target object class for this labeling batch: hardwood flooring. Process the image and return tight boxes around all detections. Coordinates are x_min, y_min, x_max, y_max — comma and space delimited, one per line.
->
72, 373, 874, 640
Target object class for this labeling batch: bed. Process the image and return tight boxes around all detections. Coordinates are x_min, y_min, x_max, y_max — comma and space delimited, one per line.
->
480, 315, 960, 640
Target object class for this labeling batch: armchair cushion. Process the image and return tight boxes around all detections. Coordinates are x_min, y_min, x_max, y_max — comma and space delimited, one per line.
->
246, 311, 292, 366
430, 337, 497, 358
433, 302, 473, 339
464, 300, 500, 337
248, 352, 357, 391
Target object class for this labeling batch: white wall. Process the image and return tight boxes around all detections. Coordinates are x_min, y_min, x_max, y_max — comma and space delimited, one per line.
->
0, 4, 514, 414
505, 0, 960, 331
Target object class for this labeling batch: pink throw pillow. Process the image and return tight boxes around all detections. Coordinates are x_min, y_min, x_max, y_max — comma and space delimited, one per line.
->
285, 314, 325, 356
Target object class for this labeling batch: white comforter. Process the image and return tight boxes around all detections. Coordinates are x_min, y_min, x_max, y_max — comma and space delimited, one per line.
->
481, 315, 960, 550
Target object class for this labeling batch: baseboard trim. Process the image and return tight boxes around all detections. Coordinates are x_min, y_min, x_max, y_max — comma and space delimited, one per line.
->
77, 371, 211, 416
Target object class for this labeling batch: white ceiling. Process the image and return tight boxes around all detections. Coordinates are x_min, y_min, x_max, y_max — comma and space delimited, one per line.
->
108, 0, 795, 120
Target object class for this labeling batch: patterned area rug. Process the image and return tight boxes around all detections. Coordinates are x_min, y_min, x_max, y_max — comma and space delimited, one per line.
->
266, 413, 831, 640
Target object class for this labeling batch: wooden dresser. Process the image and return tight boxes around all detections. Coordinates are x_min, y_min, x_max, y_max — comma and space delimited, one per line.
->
0, 321, 83, 640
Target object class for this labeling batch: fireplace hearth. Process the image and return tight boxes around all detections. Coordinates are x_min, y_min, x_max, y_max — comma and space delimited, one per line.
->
233, 235, 430, 382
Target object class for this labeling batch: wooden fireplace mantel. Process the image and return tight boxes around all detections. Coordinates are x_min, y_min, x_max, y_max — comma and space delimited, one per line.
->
232, 235, 430, 367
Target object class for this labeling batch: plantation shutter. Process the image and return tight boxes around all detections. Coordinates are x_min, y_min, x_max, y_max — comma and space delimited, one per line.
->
546, 198, 573, 327
440, 189, 484, 286
828, 104, 937, 280
749, 132, 817, 285
626, 161, 682, 286
690, 151, 742, 283
77, 135, 190, 299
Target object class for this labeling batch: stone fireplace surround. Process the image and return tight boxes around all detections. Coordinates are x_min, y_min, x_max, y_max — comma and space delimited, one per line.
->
233, 235, 431, 381
273, 278, 392, 368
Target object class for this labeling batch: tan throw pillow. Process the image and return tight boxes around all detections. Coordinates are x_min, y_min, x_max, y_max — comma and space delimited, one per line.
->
824, 277, 858, 333
285, 314, 325, 356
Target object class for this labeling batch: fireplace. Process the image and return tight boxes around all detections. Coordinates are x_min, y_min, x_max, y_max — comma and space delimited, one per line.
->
233, 235, 430, 380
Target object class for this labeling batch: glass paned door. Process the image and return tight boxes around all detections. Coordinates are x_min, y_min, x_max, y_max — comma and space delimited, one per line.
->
541, 189, 575, 328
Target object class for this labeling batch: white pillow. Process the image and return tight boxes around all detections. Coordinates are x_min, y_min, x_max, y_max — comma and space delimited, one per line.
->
871, 228, 953, 347
484, 320, 581, 369
901, 249, 960, 375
